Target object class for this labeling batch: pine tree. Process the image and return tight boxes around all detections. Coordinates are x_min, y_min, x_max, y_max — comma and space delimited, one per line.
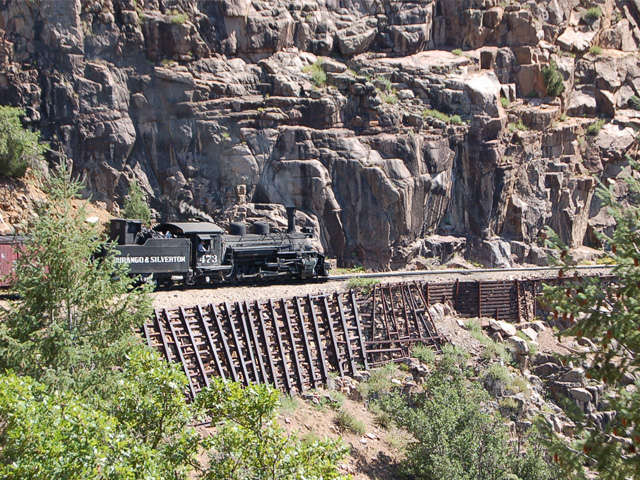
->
123, 177, 152, 225
0, 160, 152, 396
541, 156, 640, 479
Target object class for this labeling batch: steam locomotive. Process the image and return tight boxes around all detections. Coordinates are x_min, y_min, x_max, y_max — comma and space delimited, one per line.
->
108, 208, 329, 286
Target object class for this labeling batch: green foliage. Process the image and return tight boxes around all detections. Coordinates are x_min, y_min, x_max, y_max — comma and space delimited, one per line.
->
347, 276, 380, 294
335, 409, 366, 435
542, 60, 565, 97
586, 118, 606, 135
467, 320, 513, 362
123, 177, 152, 225
452, 48, 463, 56
541, 157, 640, 479
482, 364, 529, 397
500, 96, 511, 108
171, 12, 188, 24
374, 76, 393, 91
589, 45, 603, 55
110, 348, 200, 474
630, 95, 640, 111
302, 58, 327, 87
584, 7, 603, 20
357, 362, 400, 400
508, 120, 530, 132
197, 379, 349, 480
381, 92, 398, 104
0, 106, 48, 178
0, 373, 167, 480
0, 161, 152, 396
368, 400, 393, 429
379, 356, 556, 480
411, 343, 436, 364
422, 108, 463, 125
277, 393, 299, 415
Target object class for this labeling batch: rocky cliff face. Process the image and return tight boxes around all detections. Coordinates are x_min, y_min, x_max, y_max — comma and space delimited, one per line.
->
0, 0, 638, 269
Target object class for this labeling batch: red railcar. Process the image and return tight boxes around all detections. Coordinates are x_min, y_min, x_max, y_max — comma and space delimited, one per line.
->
0, 236, 25, 288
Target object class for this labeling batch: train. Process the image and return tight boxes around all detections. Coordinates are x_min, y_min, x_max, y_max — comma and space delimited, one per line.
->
108, 208, 330, 286
0, 208, 330, 289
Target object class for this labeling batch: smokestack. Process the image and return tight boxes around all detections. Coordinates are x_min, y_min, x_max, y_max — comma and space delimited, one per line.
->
286, 206, 296, 233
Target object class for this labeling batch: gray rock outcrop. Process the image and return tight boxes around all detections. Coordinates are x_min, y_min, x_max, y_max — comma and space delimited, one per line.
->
0, 0, 638, 268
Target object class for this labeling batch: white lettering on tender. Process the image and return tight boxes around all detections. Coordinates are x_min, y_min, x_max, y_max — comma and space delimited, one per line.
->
114, 256, 186, 264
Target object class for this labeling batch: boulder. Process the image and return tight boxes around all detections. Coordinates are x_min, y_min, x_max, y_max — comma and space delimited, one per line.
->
570, 387, 593, 403
509, 335, 530, 354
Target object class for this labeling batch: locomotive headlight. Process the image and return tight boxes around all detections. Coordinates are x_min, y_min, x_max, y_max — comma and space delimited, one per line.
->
206, 276, 211, 283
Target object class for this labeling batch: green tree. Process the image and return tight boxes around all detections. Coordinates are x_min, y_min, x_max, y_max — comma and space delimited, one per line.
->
379, 354, 556, 480
196, 379, 350, 480
0, 160, 348, 480
541, 157, 640, 479
0, 160, 152, 397
123, 177, 152, 225
0, 106, 48, 178
0, 373, 167, 480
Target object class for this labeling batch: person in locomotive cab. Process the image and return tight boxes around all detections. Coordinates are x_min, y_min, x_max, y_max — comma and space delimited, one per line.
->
198, 240, 207, 253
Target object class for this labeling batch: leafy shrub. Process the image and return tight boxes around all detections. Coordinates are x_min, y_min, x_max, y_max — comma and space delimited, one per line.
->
542, 60, 564, 97
584, 7, 602, 20
335, 409, 366, 435
197, 380, 349, 479
589, 45, 602, 55
347, 276, 379, 294
500, 96, 511, 108
0, 106, 48, 178
587, 118, 606, 135
629, 95, 640, 111
452, 48, 463, 56
378, 357, 556, 480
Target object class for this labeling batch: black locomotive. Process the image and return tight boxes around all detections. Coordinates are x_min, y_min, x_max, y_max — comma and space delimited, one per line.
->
108, 208, 329, 286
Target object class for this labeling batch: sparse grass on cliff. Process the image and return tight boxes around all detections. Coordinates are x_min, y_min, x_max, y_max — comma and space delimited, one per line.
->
302, 58, 327, 87
170, 11, 188, 24
508, 120, 529, 132
584, 6, 603, 21
589, 45, 603, 55
587, 118, 606, 135
630, 96, 640, 111
381, 92, 398, 104
422, 108, 462, 125
500, 97, 511, 108
335, 409, 366, 435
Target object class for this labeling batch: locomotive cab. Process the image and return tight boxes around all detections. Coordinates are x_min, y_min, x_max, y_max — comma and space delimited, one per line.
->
153, 222, 228, 282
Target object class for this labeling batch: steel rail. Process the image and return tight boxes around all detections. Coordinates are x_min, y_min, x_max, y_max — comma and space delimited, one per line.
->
326, 264, 614, 281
